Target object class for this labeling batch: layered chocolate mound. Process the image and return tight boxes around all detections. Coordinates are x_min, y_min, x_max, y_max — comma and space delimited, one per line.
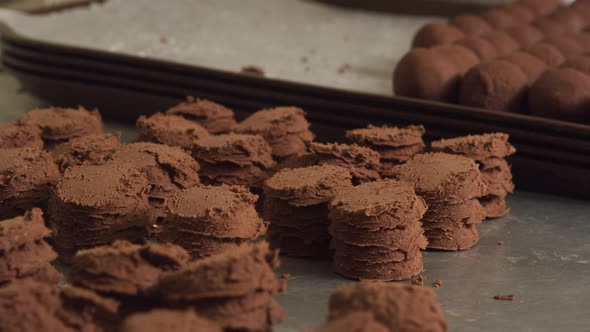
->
159, 185, 267, 258
165, 97, 237, 134
263, 165, 353, 257
0, 120, 43, 149
309, 142, 382, 184
328, 180, 428, 281
136, 112, 210, 150
51, 133, 122, 172
392, 153, 487, 250
0, 209, 60, 285
235, 107, 314, 159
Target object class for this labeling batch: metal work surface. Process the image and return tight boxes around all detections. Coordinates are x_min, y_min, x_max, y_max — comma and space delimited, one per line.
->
276, 192, 590, 332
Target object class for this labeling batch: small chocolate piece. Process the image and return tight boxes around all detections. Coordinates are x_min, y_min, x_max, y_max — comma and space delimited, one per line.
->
0, 148, 60, 219
506, 25, 544, 48
459, 60, 529, 112
48, 162, 154, 257
136, 112, 210, 150
241, 65, 265, 76
51, 133, 121, 172
328, 282, 447, 332
235, 107, 314, 159
346, 125, 425, 148
160, 185, 267, 258
412, 23, 465, 48
482, 31, 520, 56
165, 97, 237, 134
0, 120, 43, 149
310, 312, 388, 332
493, 293, 516, 301
393, 48, 461, 102
430, 133, 516, 160
502, 52, 548, 84
23, 107, 103, 149
112, 143, 201, 219
450, 14, 492, 36
264, 165, 353, 207
70, 241, 189, 297
529, 68, 590, 122
433, 279, 443, 288
121, 309, 222, 332
520, 0, 562, 16
309, 142, 381, 184
526, 42, 566, 67
456, 37, 499, 61
481, 9, 518, 29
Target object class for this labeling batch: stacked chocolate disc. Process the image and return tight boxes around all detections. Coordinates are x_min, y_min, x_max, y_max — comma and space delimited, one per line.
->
48, 162, 155, 258
165, 97, 237, 134
155, 242, 285, 332
192, 134, 275, 189
235, 107, 314, 159
159, 185, 267, 258
0, 209, 61, 285
430, 133, 516, 218
345, 125, 426, 176
0, 120, 43, 149
0, 148, 60, 219
328, 180, 428, 281
51, 133, 122, 172
135, 112, 211, 150
263, 165, 353, 257
392, 153, 487, 250
309, 142, 382, 184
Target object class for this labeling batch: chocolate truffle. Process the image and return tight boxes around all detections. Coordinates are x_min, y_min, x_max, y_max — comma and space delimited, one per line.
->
112, 142, 201, 219
70, 240, 189, 297
23, 107, 103, 150
310, 312, 388, 332
496, 3, 537, 22
0, 120, 43, 149
165, 97, 237, 134
529, 68, 590, 122
155, 242, 285, 332
548, 9, 586, 33
502, 52, 548, 84
526, 42, 566, 67
136, 112, 211, 150
51, 133, 121, 172
456, 37, 499, 61
563, 56, 590, 76
393, 48, 460, 102
328, 180, 428, 281
309, 142, 381, 184
0, 148, 60, 219
159, 185, 267, 258
533, 19, 568, 39
192, 133, 275, 188
481, 8, 518, 29
121, 309, 222, 332
459, 60, 529, 112
412, 23, 465, 48
432, 44, 480, 75
506, 25, 545, 48
328, 282, 447, 332
545, 36, 585, 58
450, 14, 492, 36
520, 0, 562, 16
235, 107, 314, 159
482, 31, 520, 56
0, 209, 60, 285
48, 162, 154, 257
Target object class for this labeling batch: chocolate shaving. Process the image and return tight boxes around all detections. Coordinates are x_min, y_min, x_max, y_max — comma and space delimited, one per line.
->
493, 294, 515, 301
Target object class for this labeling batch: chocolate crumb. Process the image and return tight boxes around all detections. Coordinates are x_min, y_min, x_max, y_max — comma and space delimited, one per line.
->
279, 279, 288, 293
281, 273, 292, 280
301, 56, 308, 63
497, 241, 504, 246
338, 63, 351, 74
433, 280, 443, 288
241, 66, 265, 76
493, 294, 515, 301
412, 274, 426, 286
160, 36, 168, 44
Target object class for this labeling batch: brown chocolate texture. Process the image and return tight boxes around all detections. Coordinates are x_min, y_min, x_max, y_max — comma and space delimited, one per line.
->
165, 97, 237, 134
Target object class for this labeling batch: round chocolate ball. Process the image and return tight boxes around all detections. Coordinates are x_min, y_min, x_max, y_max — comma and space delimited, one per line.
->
544, 37, 584, 58
450, 14, 492, 36
526, 42, 566, 67
482, 31, 520, 56
563, 56, 590, 76
496, 3, 537, 22
480, 9, 518, 29
431, 44, 480, 75
548, 9, 586, 33
520, 0, 562, 16
534, 19, 568, 39
529, 68, 590, 122
456, 37, 499, 61
572, 33, 590, 53
393, 48, 460, 102
459, 60, 529, 112
502, 52, 548, 84
506, 25, 545, 48
412, 23, 465, 48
